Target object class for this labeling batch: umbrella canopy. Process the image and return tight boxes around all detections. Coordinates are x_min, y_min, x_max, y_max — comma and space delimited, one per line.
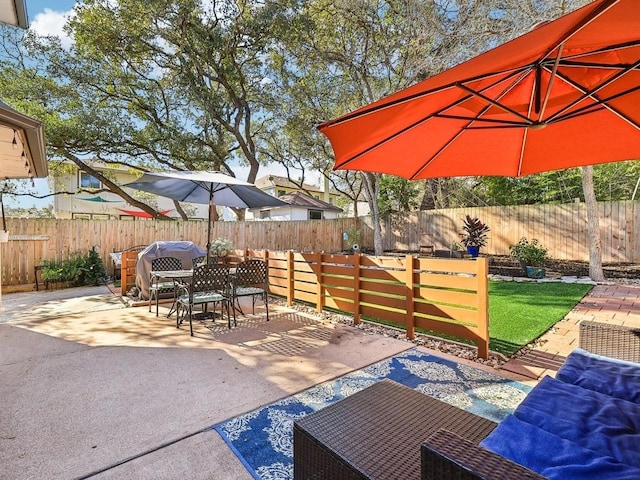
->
125, 170, 286, 252
319, 0, 640, 179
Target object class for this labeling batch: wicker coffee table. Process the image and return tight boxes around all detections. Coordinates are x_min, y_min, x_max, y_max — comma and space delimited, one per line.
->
293, 379, 498, 480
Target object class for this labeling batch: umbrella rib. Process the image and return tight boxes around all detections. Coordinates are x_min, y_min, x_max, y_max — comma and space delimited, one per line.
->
554, 40, 640, 62
457, 83, 534, 125
537, 42, 564, 120
434, 114, 529, 127
552, 85, 640, 129
537, 0, 621, 64
411, 83, 527, 180
546, 62, 640, 129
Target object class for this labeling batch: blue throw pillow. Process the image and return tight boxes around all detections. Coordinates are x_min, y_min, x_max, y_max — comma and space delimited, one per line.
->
480, 415, 640, 480
557, 348, 640, 403
513, 377, 640, 467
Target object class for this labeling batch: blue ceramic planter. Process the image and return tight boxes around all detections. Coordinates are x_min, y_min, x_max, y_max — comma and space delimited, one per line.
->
466, 245, 480, 258
525, 266, 546, 279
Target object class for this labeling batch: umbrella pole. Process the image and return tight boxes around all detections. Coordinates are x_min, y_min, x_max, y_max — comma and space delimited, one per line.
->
1, 193, 6, 232
206, 189, 213, 258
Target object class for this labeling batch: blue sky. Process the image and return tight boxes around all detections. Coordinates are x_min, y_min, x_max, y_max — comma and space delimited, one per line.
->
27, 1, 77, 19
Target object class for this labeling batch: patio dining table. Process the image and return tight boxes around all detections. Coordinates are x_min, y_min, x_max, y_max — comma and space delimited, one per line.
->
151, 267, 238, 318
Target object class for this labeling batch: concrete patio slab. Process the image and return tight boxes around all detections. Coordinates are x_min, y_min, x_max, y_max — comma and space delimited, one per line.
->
1, 285, 419, 480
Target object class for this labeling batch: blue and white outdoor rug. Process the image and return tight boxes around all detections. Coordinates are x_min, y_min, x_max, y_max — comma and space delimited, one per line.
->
213, 348, 531, 480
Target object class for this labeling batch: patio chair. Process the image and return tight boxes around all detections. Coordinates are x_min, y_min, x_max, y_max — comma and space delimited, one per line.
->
419, 232, 434, 256
176, 263, 233, 336
148, 256, 182, 316
192, 255, 206, 268
192, 255, 220, 267
231, 259, 269, 322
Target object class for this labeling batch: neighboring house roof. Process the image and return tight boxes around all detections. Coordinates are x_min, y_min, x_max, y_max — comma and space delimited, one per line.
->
276, 191, 342, 212
255, 174, 322, 193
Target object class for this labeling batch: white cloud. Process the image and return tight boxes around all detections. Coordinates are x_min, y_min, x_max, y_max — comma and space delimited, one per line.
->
30, 8, 75, 49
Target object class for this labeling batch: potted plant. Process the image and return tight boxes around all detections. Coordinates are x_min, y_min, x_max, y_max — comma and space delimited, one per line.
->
509, 237, 549, 278
449, 241, 464, 258
210, 237, 233, 258
460, 215, 490, 257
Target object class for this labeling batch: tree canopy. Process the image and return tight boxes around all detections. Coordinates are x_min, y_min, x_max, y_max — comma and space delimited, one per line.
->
2, 0, 636, 233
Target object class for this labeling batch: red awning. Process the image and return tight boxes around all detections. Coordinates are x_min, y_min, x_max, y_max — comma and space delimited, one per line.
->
117, 208, 173, 218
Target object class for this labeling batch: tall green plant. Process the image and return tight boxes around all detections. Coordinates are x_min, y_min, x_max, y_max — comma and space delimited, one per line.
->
461, 215, 490, 248
40, 248, 106, 286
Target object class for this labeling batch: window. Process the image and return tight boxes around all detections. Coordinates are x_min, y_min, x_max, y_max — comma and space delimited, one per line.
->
309, 210, 322, 220
277, 189, 286, 197
260, 210, 271, 219
79, 171, 101, 189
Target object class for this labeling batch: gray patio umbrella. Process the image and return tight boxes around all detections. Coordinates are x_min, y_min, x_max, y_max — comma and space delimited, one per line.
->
125, 170, 286, 253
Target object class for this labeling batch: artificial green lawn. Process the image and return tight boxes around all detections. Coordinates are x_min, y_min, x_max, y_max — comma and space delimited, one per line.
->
488, 280, 593, 356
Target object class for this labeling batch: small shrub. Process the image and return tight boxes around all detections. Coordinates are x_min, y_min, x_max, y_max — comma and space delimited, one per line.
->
510, 237, 548, 267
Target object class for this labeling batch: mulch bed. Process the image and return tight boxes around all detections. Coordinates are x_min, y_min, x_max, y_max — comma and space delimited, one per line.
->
487, 255, 640, 280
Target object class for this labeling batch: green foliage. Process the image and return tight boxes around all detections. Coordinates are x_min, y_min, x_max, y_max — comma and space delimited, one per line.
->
481, 161, 640, 206
509, 237, 549, 267
449, 241, 463, 251
210, 237, 233, 257
40, 248, 106, 286
378, 176, 421, 218
344, 226, 360, 247
460, 215, 490, 248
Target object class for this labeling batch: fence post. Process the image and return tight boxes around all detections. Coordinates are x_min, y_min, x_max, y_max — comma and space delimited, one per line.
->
315, 252, 324, 313
286, 250, 294, 306
353, 253, 361, 325
263, 250, 270, 294
405, 254, 415, 340
476, 257, 490, 360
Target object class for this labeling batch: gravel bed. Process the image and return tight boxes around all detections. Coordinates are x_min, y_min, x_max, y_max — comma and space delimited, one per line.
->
271, 297, 505, 369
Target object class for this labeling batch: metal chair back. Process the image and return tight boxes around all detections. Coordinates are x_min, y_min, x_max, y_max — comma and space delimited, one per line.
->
232, 259, 269, 321
234, 259, 268, 289
191, 263, 231, 299
151, 256, 182, 272
149, 256, 183, 315
192, 256, 206, 268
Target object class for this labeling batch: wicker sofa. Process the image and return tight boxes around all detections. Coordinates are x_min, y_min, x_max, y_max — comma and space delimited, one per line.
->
422, 320, 640, 480
293, 321, 640, 480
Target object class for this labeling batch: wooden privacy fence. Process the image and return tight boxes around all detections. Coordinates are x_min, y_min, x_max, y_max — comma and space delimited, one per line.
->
367, 200, 640, 263
2, 200, 640, 290
0, 217, 359, 290
267, 251, 490, 359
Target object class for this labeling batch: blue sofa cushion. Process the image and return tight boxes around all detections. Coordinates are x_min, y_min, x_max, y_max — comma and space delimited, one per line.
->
480, 415, 640, 480
512, 376, 640, 468
556, 347, 640, 403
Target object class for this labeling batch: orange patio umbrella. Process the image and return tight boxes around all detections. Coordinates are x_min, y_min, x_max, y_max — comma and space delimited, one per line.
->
318, 0, 640, 179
